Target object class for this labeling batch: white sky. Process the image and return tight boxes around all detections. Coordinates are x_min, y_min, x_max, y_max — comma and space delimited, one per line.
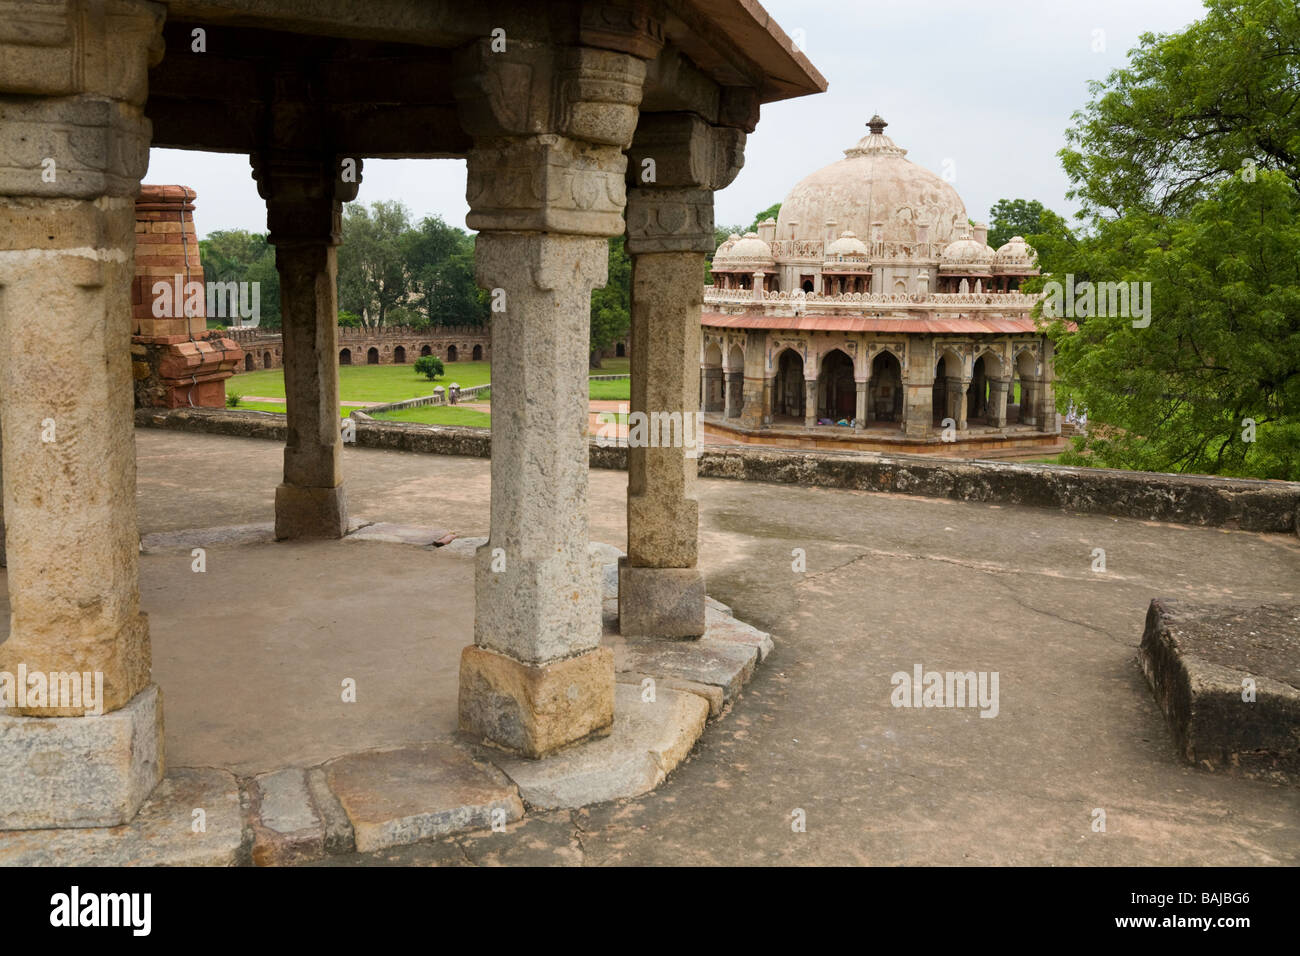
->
148, 0, 1209, 239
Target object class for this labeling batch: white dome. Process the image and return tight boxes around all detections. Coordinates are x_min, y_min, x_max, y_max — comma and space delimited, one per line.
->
994, 235, 1037, 271
775, 115, 968, 248
714, 231, 774, 269
825, 230, 869, 258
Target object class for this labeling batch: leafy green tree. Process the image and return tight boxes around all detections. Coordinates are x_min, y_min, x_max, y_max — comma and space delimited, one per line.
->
414, 355, 445, 381
1045, 170, 1300, 480
1044, 0, 1300, 480
338, 200, 413, 326
198, 229, 280, 328
1060, 0, 1300, 217
590, 236, 630, 368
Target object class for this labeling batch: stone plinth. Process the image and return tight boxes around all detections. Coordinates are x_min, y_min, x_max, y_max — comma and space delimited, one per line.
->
0, 685, 164, 829
1140, 599, 1300, 784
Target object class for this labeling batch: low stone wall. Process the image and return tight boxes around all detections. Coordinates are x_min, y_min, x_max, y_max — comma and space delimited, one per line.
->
362, 383, 491, 417
134, 408, 1300, 534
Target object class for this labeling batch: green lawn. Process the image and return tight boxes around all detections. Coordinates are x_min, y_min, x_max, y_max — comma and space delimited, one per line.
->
231, 361, 627, 405
588, 379, 630, 401
374, 406, 492, 427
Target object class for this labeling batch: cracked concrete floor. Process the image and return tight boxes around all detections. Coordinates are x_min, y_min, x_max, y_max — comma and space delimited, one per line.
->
131, 429, 1300, 866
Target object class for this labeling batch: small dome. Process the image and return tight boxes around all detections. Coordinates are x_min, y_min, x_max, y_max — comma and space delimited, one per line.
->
940, 231, 993, 272
714, 231, 774, 268
825, 230, 869, 258
713, 232, 741, 258
994, 235, 1037, 270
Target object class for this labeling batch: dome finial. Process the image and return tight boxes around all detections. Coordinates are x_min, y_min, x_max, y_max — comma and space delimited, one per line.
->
867, 114, 887, 135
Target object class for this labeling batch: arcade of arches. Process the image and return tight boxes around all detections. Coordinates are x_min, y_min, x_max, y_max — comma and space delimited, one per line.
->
700, 330, 1059, 451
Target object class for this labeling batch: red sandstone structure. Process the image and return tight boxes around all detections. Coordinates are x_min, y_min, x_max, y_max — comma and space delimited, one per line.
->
131, 185, 243, 408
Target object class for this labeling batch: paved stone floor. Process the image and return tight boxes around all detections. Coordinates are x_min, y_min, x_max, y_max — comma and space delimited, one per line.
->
47, 430, 1300, 864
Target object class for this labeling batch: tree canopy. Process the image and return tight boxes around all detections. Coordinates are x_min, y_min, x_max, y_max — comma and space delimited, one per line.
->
1042, 0, 1300, 480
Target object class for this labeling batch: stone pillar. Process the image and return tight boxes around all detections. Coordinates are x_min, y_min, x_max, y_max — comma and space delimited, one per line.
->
252, 154, 360, 540
1021, 378, 1039, 427
948, 376, 969, 430
854, 379, 868, 430
724, 369, 742, 418
454, 38, 650, 756
804, 377, 818, 427
762, 376, 775, 425
620, 112, 743, 638
903, 341, 934, 439
988, 378, 1010, 428
0, 0, 165, 829
1037, 339, 1058, 433
702, 366, 724, 413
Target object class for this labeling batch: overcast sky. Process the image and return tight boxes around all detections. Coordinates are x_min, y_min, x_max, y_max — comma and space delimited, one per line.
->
149, 0, 1209, 239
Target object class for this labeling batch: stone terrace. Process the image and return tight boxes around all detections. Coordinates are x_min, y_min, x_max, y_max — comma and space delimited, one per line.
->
100, 431, 1300, 863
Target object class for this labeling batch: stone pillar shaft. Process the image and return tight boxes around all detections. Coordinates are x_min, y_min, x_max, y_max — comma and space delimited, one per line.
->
252, 154, 359, 539
988, 378, 1010, 428
454, 37, 652, 756
618, 113, 743, 640
0, 0, 165, 828
854, 380, 868, 430
804, 379, 818, 427
724, 370, 742, 418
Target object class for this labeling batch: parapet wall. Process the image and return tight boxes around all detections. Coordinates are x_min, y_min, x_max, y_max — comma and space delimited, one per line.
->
134, 408, 1300, 535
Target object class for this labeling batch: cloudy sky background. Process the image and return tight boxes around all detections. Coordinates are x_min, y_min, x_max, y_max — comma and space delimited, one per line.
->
148, 0, 1209, 239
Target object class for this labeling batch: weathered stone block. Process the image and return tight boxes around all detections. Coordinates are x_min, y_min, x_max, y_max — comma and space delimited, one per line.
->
1140, 599, 1300, 784
0, 684, 163, 829
274, 482, 347, 540
488, 683, 707, 809
618, 559, 706, 638
0, 767, 244, 866
458, 644, 615, 758
324, 742, 523, 853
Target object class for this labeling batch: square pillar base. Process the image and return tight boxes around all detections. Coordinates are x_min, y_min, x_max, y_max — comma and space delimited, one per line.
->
275, 483, 347, 540
618, 558, 706, 638
458, 645, 614, 759
0, 684, 164, 830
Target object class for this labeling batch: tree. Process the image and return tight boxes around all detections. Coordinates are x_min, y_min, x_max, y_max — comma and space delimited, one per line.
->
337, 200, 412, 326
986, 199, 1078, 272
1059, 0, 1300, 218
590, 236, 630, 368
414, 355, 445, 381
403, 216, 487, 327
1044, 0, 1300, 480
198, 229, 280, 328
1045, 170, 1300, 480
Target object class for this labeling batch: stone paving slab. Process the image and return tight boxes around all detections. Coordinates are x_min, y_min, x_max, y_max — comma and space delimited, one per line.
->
704, 607, 775, 662
323, 742, 524, 853
487, 684, 709, 809
616, 670, 726, 717
0, 768, 246, 866
248, 768, 328, 866
611, 634, 759, 703
345, 522, 455, 547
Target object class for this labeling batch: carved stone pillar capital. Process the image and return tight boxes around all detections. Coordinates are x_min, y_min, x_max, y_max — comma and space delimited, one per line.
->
250, 153, 361, 246
455, 41, 646, 147
627, 112, 746, 191
625, 186, 714, 254
465, 134, 628, 236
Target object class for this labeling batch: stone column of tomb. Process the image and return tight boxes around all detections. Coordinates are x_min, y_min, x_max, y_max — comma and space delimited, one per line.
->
453, 35, 653, 756
0, 0, 166, 829
620, 112, 744, 638
251, 152, 361, 540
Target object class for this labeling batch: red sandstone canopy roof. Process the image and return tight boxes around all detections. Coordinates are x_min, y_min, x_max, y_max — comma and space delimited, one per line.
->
702, 313, 1053, 334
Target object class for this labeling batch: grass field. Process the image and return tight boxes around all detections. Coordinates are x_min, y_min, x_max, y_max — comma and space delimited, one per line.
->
230, 359, 630, 405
